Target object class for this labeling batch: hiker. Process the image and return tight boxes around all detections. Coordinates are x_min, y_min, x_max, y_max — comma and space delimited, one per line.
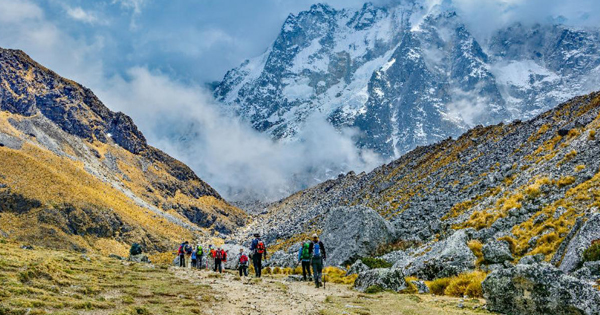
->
185, 242, 193, 268
207, 245, 215, 270
310, 234, 326, 288
297, 239, 312, 281
214, 247, 223, 273
191, 248, 198, 268
250, 233, 267, 278
237, 248, 249, 277
177, 241, 188, 268
196, 244, 204, 269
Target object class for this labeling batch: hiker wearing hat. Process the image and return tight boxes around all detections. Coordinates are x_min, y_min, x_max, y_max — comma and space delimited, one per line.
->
177, 241, 188, 267
250, 233, 267, 278
309, 234, 326, 288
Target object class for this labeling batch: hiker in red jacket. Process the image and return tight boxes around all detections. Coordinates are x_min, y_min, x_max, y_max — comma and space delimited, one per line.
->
177, 241, 188, 268
237, 248, 249, 277
214, 247, 224, 273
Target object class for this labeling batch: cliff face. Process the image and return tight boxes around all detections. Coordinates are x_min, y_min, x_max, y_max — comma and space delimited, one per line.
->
234, 91, 600, 268
0, 48, 247, 254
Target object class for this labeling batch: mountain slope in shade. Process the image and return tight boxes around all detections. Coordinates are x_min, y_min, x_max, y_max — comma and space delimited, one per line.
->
215, 2, 600, 158
0, 48, 247, 254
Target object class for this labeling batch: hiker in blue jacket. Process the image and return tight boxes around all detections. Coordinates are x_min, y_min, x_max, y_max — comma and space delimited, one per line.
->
309, 234, 326, 288
297, 239, 313, 281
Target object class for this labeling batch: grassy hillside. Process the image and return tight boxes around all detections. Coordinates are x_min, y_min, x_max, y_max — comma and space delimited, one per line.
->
0, 48, 247, 254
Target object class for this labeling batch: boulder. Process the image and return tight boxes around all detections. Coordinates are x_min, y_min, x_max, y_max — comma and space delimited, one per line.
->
482, 262, 600, 315
354, 268, 407, 293
321, 206, 394, 266
381, 250, 408, 265
346, 259, 370, 276
573, 261, 600, 282
559, 213, 600, 272
518, 254, 545, 265
401, 230, 476, 280
410, 280, 430, 294
129, 254, 150, 263
482, 240, 513, 264
264, 250, 297, 268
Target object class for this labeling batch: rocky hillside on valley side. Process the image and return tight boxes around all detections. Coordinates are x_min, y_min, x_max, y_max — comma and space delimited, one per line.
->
231, 90, 600, 274
0, 48, 247, 256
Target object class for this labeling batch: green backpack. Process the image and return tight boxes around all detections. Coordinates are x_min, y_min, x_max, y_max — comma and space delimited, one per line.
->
301, 243, 311, 260
197, 246, 203, 256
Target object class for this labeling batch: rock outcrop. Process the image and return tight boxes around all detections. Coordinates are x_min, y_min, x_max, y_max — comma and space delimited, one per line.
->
482, 262, 600, 315
354, 268, 407, 293
321, 206, 394, 266
482, 240, 514, 264
559, 213, 600, 273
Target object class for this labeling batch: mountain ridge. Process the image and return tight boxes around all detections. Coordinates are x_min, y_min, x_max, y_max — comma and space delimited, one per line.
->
0, 47, 247, 254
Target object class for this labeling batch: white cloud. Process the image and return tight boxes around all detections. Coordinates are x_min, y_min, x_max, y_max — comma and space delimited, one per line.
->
95, 68, 382, 201
65, 6, 99, 24
0, 0, 43, 23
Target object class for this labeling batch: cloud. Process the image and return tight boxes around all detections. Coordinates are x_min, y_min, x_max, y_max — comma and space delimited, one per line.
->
0, 0, 42, 23
65, 6, 99, 24
96, 67, 382, 201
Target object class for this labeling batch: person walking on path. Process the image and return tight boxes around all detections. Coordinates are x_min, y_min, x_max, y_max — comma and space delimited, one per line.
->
309, 234, 326, 288
196, 244, 204, 269
298, 239, 312, 281
177, 241, 188, 268
214, 247, 224, 273
184, 242, 193, 268
237, 248, 249, 277
250, 233, 267, 278
191, 248, 198, 268
207, 245, 215, 270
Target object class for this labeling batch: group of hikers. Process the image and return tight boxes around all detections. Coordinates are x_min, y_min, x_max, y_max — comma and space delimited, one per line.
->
177, 233, 327, 288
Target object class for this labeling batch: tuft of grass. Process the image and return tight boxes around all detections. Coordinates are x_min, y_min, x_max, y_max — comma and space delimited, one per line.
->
360, 257, 392, 269
443, 271, 487, 298
557, 176, 576, 187
467, 240, 484, 267
589, 129, 596, 140
364, 285, 384, 294
323, 267, 358, 285
582, 241, 600, 263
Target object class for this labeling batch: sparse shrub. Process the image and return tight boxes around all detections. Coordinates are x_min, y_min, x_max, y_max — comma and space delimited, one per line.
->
263, 267, 272, 275
468, 240, 484, 266
443, 271, 487, 298
364, 285, 384, 294
582, 241, 600, 263
323, 266, 358, 285
589, 129, 596, 140
401, 277, 419, 294
557, 176, 576, 187
283, 267, 293, 275
575, 164, 586, 172
428, 277, 451, 295
360, 257, 392, 269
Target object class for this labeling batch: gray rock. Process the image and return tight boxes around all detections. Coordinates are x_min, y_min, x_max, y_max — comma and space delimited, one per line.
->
573, 261, 600, 282
482, 262, 600, 315
402, 230, 476, 280
286, 275, 305, 282
0, 132, 23, 150
321, 206, 394, 266
109, 254, 125, 260
346, 260, 370, 276
410, 280, 430, 294
559, 213, 600, 272
354, 268, 407, 293
482, 240, 513, 264
518, 254, 545, 265
381, 250, 408, 265
129, 254, 150, 263
264, 250, 297, 268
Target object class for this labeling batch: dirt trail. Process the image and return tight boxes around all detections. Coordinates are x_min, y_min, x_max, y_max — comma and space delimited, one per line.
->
174, 268, 338, 315
173, 267, 491, 315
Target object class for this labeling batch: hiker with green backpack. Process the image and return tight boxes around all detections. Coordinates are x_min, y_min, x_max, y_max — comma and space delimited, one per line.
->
196, 244, 204, 269
297, 240, 312, 282
309, 234, 326, 288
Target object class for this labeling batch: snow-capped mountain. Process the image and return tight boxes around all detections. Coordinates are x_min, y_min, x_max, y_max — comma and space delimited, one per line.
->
215, 1, 600, 158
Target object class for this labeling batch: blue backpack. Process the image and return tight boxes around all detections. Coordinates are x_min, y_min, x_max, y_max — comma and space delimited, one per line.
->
313, 242, 321, 258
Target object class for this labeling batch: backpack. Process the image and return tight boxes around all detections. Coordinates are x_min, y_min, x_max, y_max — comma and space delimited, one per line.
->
185, 245, 192, 254
257, 241, 266, 254
221, 250, 227, 262
178, 245, 185, 255
239, 254, 248, 265
313, 242, 321, 258
197, 246, 203, 256
215, 250, 223, 260
301, 243, 311, 260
